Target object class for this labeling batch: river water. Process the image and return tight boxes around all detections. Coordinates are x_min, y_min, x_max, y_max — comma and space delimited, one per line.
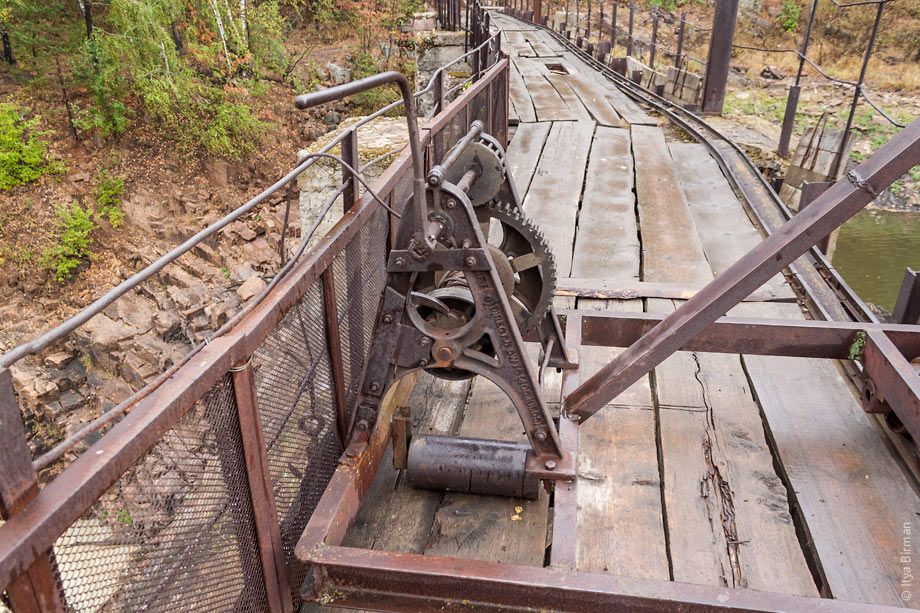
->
832, 209, 920, 312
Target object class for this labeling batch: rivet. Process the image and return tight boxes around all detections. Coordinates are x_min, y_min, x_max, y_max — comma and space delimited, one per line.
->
446, 199, 457, 209
369, 382, 380, 393
395, 257, 406, 267
382, 314, 393, 324
465, 256, 476, 267
534, 428, 547, 441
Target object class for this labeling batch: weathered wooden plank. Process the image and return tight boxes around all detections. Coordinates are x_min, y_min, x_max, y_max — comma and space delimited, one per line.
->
424, 374, 549, 565
508, 62, 538, 124
571, 126, 636, 283
528, 28, 566, 53
523, 120, 594, 279
606, 87, 655, 125
668, 142, 795, 301
505, 121, 551, 198
736, 300, 920, 609
564, 73, 623, 127
632, 124, 711, 285
523, 75, 579, 121
575, 300, 669, 580
556, 279, 794, 302
344, 374, 471, 554
650, 297, 818, 596
545, 74, 592, 121
514, 56, 545, 78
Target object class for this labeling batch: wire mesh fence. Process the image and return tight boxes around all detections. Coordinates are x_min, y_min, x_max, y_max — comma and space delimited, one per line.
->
52, 375, 270, 612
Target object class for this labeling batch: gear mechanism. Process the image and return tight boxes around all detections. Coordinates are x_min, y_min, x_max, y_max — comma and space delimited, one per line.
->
479, 200, 556, 335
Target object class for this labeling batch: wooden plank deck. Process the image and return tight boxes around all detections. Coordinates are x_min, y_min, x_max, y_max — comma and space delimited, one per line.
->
318, 12, 920, 612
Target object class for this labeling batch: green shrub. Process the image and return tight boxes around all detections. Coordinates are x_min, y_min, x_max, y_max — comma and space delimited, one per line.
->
780, 1, 801, 32
72, 37, 134, 137
0, 103, 58, 190
41, 201, 95, 282
350, 53, 400, 113
94, 171, 125, 227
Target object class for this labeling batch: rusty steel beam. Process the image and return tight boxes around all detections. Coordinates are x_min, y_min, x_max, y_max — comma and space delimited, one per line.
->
701, 0, 739, 115
566, 309, 920, 360
0, 369, 65, 612
862, 331, 920, 444
232, 362, 294, 613
565, 117, 920, 422
894, 268, 920, 325
302, 545, 893, 612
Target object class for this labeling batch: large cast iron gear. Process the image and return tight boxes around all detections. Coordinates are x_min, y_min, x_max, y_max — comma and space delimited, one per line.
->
482, 200, 556, 335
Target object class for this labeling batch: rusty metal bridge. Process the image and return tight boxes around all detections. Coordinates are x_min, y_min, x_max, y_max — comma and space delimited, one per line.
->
2, 3, 920, 612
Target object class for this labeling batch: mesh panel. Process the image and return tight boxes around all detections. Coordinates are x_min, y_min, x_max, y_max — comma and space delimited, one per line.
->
332, 208, 390, 421
52, 375, 268, 612
253, 207, 388, 606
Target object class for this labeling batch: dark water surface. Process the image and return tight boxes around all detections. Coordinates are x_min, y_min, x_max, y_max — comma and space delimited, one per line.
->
832, 209, 920, 312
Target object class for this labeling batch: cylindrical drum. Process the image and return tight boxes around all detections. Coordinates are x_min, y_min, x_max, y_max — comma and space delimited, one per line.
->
406, 435, 540, 499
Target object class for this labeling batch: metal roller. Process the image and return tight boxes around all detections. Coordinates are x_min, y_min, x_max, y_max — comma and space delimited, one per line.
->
406, 435, 541, 499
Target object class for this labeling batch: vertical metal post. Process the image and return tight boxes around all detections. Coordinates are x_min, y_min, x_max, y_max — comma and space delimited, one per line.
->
894, 268, 920, 325
778, 0, 819, 157
0, 369, 66, 612
231, 362, 294, 613
701, 0, 740, 115
586, 0, 591, 38
650, 15, 658, 69
627, 2, 634, 57
534, 0, 542, 26
830, 0, 885, 178
434, 70, 444, 115
599, 2, 604, 50
675, 12, 686, 68
341, 129, 359, 213
611, 2, 617, 50
321, 269, 350, 444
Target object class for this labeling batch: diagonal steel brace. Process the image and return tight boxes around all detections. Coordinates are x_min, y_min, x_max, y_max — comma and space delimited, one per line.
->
564, 117, 920, 423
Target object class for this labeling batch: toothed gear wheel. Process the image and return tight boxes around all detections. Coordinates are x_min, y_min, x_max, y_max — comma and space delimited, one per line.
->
484, 200, 556, 335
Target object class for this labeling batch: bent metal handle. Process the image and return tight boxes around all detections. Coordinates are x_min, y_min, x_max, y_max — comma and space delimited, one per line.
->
295, 71, 426, 230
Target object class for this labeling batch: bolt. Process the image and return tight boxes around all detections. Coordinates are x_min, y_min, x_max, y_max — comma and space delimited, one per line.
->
461, 239, 472, 249
545, 460, 556, 471
419, 358, 429, 367
436, 346, 453, 361
382, 314, 393, 324
534, 428, 547, 441
420, 337, 431, 346
446, 199, 457, 209
395, 257, 406, 267
369, 382, 380, 393
483, 295, 493, 304
465, 256, 477, 268
356, 420, 369, 431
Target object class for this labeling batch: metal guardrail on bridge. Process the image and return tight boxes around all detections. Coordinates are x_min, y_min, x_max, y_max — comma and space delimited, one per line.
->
0, 3, 505, 609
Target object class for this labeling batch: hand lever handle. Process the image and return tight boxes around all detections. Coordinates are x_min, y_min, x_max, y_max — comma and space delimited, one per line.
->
295, 71, 426, 226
